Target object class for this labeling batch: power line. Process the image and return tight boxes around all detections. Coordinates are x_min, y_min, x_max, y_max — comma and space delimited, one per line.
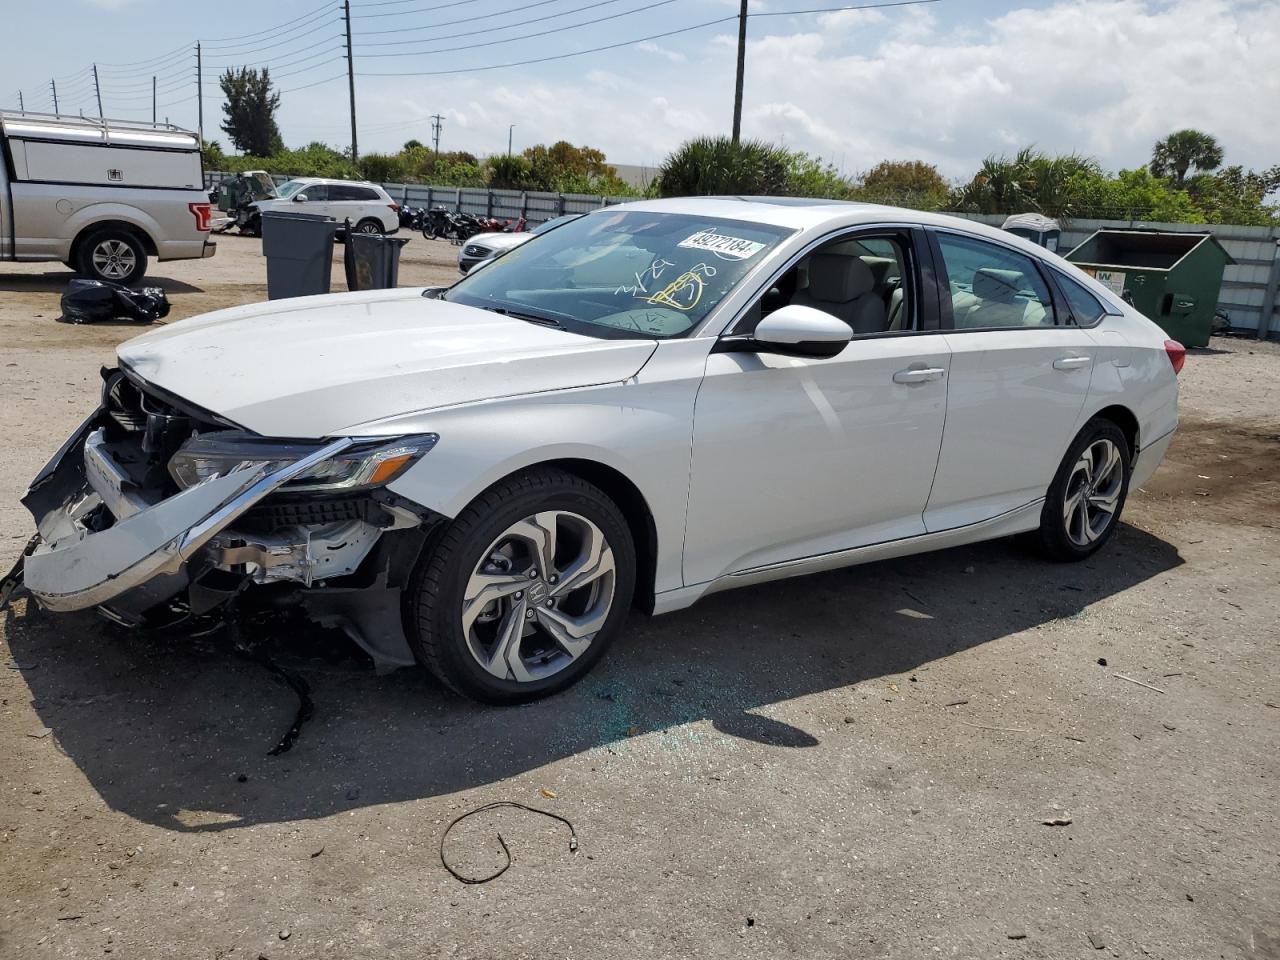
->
202, 1, 339, 45
356, 0, 583, 31
203, 18, 344, 58
356, 0, 678, 57
356, 0, 632, 46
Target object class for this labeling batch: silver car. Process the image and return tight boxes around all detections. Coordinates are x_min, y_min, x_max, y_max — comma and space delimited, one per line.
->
458, 214, 580, 272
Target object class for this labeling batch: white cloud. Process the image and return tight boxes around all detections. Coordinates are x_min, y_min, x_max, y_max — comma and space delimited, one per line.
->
637, 41, 688, 63
285, 0, 1279, 178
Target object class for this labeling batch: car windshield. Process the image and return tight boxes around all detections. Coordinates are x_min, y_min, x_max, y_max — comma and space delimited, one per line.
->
275, 179, 309, 199
446, 211, 794, 339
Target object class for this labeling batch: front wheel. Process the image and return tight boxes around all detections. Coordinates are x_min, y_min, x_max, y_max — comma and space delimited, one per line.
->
405, 468, 636, 703
1036, 418, 1131, 561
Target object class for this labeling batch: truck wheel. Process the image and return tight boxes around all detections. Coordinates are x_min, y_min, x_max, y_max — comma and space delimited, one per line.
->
78, 229, 147, 285
405, 467, 636, 704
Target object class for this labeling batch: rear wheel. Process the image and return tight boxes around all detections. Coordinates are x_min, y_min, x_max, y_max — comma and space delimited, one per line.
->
406, 468, 635, 703
354, 218, 383, 235
1036, 418, 1131, 561
77, 228, 147, 285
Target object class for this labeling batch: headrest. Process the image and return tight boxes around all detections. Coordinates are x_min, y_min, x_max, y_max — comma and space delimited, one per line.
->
807, 254, 874, 303
972, 268, 1025, 304
860, 256, 897, 286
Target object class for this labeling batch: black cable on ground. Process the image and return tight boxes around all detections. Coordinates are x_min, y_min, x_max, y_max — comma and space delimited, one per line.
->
440, 801, 578, 884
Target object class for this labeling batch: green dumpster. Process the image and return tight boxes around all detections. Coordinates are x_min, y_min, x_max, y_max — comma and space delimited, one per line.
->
1064, 229, 1233, 347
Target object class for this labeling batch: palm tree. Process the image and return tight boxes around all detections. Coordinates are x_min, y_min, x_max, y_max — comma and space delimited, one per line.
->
1150, 130, 1223, 189
656, 137, 791, 197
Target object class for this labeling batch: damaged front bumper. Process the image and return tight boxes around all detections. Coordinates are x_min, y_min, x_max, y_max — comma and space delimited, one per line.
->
20, 412, 356, 613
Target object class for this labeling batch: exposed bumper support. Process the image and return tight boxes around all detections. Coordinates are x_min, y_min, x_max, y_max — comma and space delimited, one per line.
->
22, 436, 355, 612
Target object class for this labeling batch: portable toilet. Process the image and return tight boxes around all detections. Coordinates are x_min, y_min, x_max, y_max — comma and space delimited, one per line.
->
1065, 229, 1233, 348
1002, 213, 1062, 252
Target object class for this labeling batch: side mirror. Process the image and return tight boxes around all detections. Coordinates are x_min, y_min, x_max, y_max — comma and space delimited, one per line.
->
716, 304, 853, 359
293, 193, 308, 202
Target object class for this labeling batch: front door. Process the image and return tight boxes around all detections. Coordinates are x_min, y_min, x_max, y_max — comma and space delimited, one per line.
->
922, 229, 1096, 531
682, 228, 951, 586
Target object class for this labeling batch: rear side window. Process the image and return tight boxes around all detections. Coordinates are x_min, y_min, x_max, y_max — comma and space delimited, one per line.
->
1056, 273, 1107, 326
934, 233, 1056, 329
331, 184, 380, 201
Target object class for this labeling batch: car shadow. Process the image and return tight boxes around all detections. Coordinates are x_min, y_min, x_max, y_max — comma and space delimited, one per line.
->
0, 272, 204, 295
3, 523, 1182, 833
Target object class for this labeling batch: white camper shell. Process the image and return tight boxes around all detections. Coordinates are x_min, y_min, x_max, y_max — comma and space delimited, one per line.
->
0, 110, 215, 283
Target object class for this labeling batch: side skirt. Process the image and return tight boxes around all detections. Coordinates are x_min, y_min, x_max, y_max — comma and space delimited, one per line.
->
652, 499, 1045, 616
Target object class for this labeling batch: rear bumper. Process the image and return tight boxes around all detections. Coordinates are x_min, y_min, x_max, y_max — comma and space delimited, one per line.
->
202, 239, 217, 258
1132, 425, 1176, 489
21, 421, 354, 612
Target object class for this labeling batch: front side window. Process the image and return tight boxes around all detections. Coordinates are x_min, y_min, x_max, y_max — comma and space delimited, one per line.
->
935, 233, 1056, 329
275, 179, 307, 199
735, 231, 915, 336
446, 211, 794, 339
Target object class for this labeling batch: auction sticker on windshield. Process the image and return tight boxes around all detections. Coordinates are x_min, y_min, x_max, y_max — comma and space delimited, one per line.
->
678, 231, 767, 260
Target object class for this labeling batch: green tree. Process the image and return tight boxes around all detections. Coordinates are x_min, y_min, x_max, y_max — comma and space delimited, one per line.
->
1186, 165, 1280, 225
783, 152, 855, 199
487, 153, 533, 190
657, 136, 792, 197
853, 160, 949, 209
1149, 129, 1224, 189
953, 148, 1099, 219
218, 67, 282, 157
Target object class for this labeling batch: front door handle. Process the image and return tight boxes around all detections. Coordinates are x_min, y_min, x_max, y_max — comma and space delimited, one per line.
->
1053, 356, 1092, 370
893, 366, 946, 384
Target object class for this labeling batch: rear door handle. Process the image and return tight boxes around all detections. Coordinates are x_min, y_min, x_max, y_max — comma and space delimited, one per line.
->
1052, 356, 1092, 370
893, 367, 946, 384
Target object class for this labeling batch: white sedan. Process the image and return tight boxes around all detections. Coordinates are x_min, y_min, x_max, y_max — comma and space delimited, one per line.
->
12, 198, 1181, 703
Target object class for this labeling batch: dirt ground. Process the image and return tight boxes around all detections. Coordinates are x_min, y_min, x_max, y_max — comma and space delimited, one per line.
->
0, 237, 1277, 960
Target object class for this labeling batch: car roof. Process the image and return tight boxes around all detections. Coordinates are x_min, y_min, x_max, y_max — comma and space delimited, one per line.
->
286, 176, 381, 188
603, 195, 1071, 263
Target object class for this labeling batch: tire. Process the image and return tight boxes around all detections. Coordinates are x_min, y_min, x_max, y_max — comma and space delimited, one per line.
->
77, 228, 147, 285
406, 467, 636, 704
354, 218, 383, 235
1036, 417, 1131, 561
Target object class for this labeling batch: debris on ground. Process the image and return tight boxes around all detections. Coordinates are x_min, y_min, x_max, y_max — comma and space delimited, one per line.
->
944, 699, 969, 707
440, 801, 578, 885
27, 727, 52, 739
896, 608, 933, 620
1097, 657, 1108, 666
1087, 931, 1106, 950
1115, 673, 1166, 694
1042, 816, 1073, 826
58, 279, 170, 325
539, 788, 558, 799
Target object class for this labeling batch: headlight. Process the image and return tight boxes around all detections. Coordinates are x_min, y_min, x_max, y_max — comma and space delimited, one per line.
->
168, 431, 437, 492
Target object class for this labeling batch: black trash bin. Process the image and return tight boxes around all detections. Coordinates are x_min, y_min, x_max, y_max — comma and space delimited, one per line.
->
344, 231, 411, 291
261, 211, 339, 300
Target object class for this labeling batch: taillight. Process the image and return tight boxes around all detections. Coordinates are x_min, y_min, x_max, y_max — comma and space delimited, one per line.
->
188, 202, 212, 232
389, 203, 400, 213
1164, 339, 1186, 375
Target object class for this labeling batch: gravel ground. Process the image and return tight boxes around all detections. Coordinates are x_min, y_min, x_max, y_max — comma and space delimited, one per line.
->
0, 238, 1277, 960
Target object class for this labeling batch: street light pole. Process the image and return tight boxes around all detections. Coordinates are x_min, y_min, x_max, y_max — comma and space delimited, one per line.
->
508, 124, 515, 157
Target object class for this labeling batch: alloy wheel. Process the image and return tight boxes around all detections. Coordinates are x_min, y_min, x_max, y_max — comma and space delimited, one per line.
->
91, 239, 136, 280
461, 510, 616, 683
1062, 437, 1124, 548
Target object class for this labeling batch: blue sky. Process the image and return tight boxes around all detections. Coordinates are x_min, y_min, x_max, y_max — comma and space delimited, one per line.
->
4, 0, 1277, 179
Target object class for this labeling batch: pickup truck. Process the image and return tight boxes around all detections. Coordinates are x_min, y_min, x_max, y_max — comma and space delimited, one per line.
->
0, 110, 214, 284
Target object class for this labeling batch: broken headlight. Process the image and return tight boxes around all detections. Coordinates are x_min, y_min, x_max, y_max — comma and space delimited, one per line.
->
168, 431, 437, 493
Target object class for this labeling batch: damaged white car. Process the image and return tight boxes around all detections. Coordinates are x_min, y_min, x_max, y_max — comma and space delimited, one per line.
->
10, 198, 1181, 703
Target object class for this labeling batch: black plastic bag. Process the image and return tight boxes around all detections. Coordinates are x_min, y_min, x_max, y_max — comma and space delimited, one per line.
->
59, 279, 171, 325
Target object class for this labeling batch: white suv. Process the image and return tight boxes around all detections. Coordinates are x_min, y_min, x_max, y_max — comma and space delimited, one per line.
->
251, 178, 399, 235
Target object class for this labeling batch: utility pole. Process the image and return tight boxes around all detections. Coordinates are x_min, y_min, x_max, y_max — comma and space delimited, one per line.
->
343, 0, 358, 163
430, 113, 443, 153
152, 76, 156, 124
50, 79, 59, 115
196, 43, 203, 141
17, 91, 23, 114
731, 0, 748, 142
92, 63, 103, 118
508, 123, 515, 156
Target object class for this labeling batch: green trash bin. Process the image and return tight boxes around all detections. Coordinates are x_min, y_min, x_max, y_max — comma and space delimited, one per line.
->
343, 231, 410, 291
261, 211, 339, 300
1065, 229, 1233, 347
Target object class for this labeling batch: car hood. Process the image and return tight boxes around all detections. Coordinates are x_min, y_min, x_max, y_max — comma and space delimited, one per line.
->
467, 232, 530, 252
117, 288, 658, 438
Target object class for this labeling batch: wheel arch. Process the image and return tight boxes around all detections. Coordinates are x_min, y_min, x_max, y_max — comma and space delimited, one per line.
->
72, 218, 158, 259
1090, 404, 1140, 462
536, 457, 660, 615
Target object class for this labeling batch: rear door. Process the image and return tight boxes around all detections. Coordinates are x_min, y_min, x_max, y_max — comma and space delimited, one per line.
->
922, 229, 1096, 531
328, 183, 377, 226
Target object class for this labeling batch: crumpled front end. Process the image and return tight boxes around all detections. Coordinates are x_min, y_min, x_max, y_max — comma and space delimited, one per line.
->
15, 369, 438, 669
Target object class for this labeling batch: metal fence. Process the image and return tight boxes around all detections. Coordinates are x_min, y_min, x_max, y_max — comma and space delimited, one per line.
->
204, 170, 1280, 336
